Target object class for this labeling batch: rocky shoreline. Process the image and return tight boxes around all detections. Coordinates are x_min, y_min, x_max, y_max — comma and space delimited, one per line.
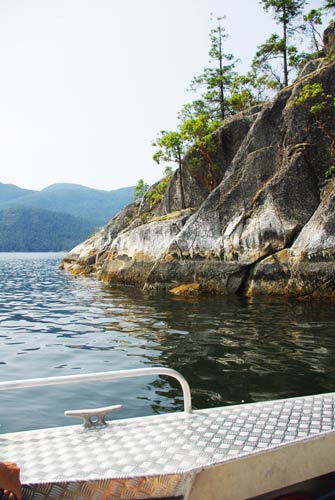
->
60, 24, 335, 300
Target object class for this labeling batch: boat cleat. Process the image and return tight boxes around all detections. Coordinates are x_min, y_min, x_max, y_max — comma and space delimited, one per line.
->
64, 404, 123, 428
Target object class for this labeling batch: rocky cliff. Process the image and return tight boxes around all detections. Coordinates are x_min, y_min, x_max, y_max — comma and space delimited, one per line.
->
60, 25, 335, 299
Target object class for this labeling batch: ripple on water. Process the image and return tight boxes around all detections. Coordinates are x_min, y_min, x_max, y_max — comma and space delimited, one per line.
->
0, 253, 335, 433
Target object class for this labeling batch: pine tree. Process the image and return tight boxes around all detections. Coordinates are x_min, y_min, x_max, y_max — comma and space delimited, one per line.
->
188, 16, 237, 121
303, 8, 323, 52
259, 0, 307, 86
134, 179, 149, 200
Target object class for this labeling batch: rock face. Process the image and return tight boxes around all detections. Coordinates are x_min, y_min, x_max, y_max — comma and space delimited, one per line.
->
324, 21, 335, 57
60, 26, 335, 299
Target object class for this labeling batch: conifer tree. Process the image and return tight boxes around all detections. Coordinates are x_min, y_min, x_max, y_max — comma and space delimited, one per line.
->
258, 0, 307, 86
134, 179, 149, 200
303, 8, 323, 52
189, 16, 237, 121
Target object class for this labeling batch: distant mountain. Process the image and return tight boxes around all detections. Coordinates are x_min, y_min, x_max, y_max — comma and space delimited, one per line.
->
0, 182, 134, 251
0, 183, 134, 227
0, 182, 36, 202
0, 207, 95, 252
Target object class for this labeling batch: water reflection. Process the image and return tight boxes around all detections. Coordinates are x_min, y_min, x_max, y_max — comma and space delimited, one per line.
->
0, 253, 334, 433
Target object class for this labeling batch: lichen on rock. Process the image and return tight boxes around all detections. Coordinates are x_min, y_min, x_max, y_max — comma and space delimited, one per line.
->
169, 283, 202, 296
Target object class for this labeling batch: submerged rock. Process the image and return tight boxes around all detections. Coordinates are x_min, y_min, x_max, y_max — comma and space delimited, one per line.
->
60, 24, 335, 299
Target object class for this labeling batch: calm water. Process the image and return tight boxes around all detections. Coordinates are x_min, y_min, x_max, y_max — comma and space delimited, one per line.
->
0, 253, 334, 434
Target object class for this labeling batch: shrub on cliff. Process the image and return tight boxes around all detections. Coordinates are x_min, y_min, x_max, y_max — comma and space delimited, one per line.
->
292, 82, 335, 179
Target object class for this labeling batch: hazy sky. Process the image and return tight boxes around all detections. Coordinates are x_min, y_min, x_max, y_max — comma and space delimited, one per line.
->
0, 0, 329, 191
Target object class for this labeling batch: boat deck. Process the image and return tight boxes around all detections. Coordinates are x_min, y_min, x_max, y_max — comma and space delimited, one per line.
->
1, 392, 335, 499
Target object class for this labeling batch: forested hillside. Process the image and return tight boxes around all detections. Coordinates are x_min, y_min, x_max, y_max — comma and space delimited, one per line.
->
0, 183, 35, 202
0, 207, 94, 252
0, 183, 134, 251
0, 183, 134, 227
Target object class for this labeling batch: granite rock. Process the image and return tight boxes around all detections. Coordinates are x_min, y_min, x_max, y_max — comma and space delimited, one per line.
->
60, 25, 335, 299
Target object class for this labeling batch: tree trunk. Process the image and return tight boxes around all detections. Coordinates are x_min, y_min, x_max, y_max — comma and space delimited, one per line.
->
201, 149, 215, 192
283, 4, 289, 87
219, 30, 225, 121
178, 155, 186, 210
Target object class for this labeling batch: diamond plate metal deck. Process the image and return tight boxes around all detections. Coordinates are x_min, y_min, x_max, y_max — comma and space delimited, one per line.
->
1, 392, 334, 487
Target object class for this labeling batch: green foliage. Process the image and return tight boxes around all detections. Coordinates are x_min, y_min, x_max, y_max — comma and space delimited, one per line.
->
260, 0, 306, 26
230, 70, 279, 109
252, 36, 282, 90
180, 114, 221, 153
163, 166, 173, 177
145, 173, 172, 209
303, 8, 323, 51
188, 16, 237, 120
149, 4, 335, 198
229, 73, 265, 110
152, 129, 187, 208
152, 130, 185, 168
134, 179, 149, 200
252, 34, 305, 89
258, 1, 308, 87
228, 88, 255, 112
293, 83, 335, 180
293, 83, 335, 112
178, 99, 212, 121
179, 107, 221, 191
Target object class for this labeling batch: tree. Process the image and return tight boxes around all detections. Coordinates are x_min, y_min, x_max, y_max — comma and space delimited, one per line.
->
152, 130, 187, 209
228, 82, 257, 113
303, 8, 323, 52
134, 179, 149, 200
259, 0, 307, 86
229, 70, 278, 112
188, 16, 238, 121
179, 107, 222, 192
252, 34, 286, 90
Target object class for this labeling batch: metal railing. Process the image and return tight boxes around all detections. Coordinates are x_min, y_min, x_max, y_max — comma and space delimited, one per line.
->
0, 367, 192, 414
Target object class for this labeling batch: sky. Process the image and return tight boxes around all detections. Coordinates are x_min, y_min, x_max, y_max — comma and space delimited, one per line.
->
0, 0, 330, 192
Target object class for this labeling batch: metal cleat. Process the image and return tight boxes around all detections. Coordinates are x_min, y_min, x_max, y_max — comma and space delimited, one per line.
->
64, 404, 123, 428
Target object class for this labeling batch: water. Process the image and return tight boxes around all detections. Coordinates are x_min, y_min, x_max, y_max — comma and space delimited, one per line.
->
0, 253, 335, 434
